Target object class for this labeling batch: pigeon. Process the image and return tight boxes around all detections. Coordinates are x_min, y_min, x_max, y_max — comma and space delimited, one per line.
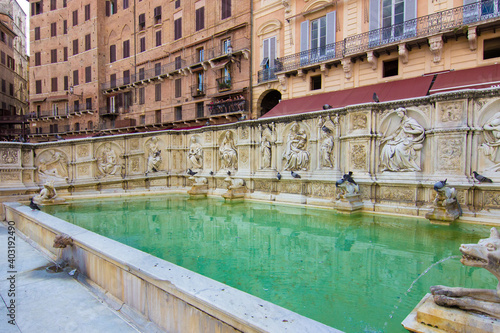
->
227, 170, 231, 176
277, 171, 281, 180
473, 171, 493, 183
55, 134, 64, 140
343, 171, 356, 185
433, 179, 447, 192
291, 171, 301, 179
323, 104, 332, 110
209, 171, 214, 176
373, 92, 380, 103
187, 169, 197, 176
335, 178, 344, 187
29, 198, 41, 210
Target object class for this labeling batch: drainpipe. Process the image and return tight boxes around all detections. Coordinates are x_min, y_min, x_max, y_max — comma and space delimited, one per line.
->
133, 0, 137, 104
249, 0, 253, 119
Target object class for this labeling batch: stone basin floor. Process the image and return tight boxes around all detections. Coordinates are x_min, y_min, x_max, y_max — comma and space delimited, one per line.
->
0, 223, 140, 333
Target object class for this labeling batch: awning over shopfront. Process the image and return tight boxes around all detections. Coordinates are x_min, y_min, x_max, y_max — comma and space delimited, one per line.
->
429, 64, 500, 94
261, 75, 434, 118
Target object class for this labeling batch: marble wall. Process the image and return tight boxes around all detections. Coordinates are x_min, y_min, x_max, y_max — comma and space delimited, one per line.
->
2, 90, 500, 223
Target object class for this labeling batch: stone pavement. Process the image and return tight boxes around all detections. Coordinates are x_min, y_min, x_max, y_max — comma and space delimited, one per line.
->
0, 223, 140, 333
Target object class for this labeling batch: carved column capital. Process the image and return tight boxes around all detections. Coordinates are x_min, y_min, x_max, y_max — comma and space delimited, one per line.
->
366, 51, 377, 70
341, 58, 352, 79
468, 26, 477, 51
398, 43, 408, 64
428, 35, 443, 63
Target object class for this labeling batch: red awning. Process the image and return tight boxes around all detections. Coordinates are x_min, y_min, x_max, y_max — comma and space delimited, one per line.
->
429, 64, 500, 94
261, 75, 434, 118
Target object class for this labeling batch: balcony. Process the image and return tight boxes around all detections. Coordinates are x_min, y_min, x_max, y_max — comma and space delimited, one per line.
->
208, 98, 246, 115
258, 67, 279, 83
276, 1, 500, 74
191, 84, 206, 97
216, 77, 232, 92
99, 107, 119, 117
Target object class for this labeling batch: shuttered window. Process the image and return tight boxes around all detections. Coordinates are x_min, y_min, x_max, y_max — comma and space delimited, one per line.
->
85, 66, 91, 83
72, 39, 79, 55
73, 70, 79, 86
174, 18, 182, 40
85, 34, 91, 51
123, 40, 130, 58
85, 4, 90, 21
110, 45, 116, 63
51, 22, 57, 37
222, 0, 231, 20
72, 10, 78, 26
156, 30, 162, 47
51, 77, 58, 92
196, 7, 205, 31
140, 37, 146, 52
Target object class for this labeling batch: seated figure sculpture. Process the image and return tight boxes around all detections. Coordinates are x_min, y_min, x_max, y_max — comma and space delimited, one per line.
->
33, 181, 58, 204
431, 227, 500, 319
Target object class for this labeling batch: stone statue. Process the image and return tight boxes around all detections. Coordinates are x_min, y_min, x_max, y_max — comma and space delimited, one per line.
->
261, 137, 271, 169
219, 130, 238, 170
282, 122, 310, 171
335, 172, 359, 199
188, 136, 203, 170
33, 180, 57, 203
425, 179, 462, 224
228, 178, 245, 189
146, 137, 162, 173
480, 112, 500, 171
193, 176, 207, 185
37, 150, 69, 181
380, 108, 425, 172
320, 126, 334, 168
97, 144, 121, 176
431, 227, 500, 319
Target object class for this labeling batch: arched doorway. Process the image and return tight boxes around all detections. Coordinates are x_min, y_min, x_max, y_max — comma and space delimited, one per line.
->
259, 90, 281, 117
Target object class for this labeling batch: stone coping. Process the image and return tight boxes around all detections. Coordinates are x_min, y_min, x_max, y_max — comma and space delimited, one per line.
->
3, 201, 342, 333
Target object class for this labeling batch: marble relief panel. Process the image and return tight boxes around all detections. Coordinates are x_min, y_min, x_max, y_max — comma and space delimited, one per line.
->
0, 148, 19, 165
437, 137, 463, 172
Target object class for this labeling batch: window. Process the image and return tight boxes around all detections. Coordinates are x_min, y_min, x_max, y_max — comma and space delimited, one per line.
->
63, 0, 67, 8
383, 59, 398, 77
87, 120, 93, 130
382, 0, 404, 39
32, 1, 43, 15
138, 13, 145, 30
123, 91, 132, 112
35, 80, 42, 94
35, 27, 40, 40
123, 70, 130, 84
123, 0, 129, 10
300, 11, 336, 61
110, 74, 116, 87
174, 18, 182, 40
155, 83, 161, 101
262, 36, 276, 69
139, 87, 145, 104
35, 52, 41, 66
369, 1, 416, 41
51, 77, 58, 92
175, 106, 182, 120
139, 67, 145, 80
140, 37, 146, 52
63, 47, 68, 61
1, 79, 5, 93
0, 51, 4, 65
310, 75, 321, 90
73, 69, 79, 86
155, 30, 162, 47
175, 56, 182, 70
155, 110, 161, 123
85, 4, 90, 21
197, 72, 204, 92
86, 97, 92, 110
85, 34, 91, 51
51, 49, 57, 63
140, 115, 145, 125
63, 20, 67, 34
196, 102, 204, 118
175, 78, 181, 97
64, 76, 68, 90
50, 0, 56, 11
175, 0, 181, 9
50, 124, 59, 133
73, 100, 79, 112
9, 83, 13, 96
311, 16, 326, 56
222, 0, 231, 20
123, 40, 130, 58
72, 10, 78, 26
197, 48, 204, 62
154, 6, 161, 24
110, 45, 116, 63
196, 7, 205, 31
51, 22, 57, 37
106, 0, 117, 16
73, 39, 79, 55
484, 37, 500, 59
74, 122, 80, 131
85, 66, 91, 83
155, 62, 161, 76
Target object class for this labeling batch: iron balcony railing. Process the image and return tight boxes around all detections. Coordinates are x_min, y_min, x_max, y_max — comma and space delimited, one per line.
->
216, 77, 232, 92
257, 67, 279, 83
184, 37, 251, 66
26, 107, 94, 120
98, 107, 119, 117
275, 1, 500, 74
191, 84, 206, 97
208, 99, 247, 115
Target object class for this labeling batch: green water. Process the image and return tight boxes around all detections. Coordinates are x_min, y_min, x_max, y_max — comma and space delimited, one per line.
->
44, 195, 496, 332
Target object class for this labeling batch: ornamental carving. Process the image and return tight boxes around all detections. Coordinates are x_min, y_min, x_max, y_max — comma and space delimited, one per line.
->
480, 112, 500, 171
130, 138, 140, 151
241, 127, 249, 140
77, 145, 89, 158
279, 182, 301, 194
1, 171, 20, 181
219, 130, 238, 170
145, 137, 162, 173
205, 131, 212, 143
351, 144, 366, 170
131, 158, 140, 173
352, 113, 367, 130
77, 165, 89, 176
240, 149, 249, 165
283, 122, 310, 171
22, 151, 31, 165
440, 102, 463, 123
484, 191, 500, 207
0, 149, 18, 164
438, 138, 463, 172
96, 143, 122, 177
254, 180, 272, 192
379, 108, 425, 172
22, 172, 32, 182
380, 186, 414, 202
36, 149, 69, 182
311, 183, 335, 198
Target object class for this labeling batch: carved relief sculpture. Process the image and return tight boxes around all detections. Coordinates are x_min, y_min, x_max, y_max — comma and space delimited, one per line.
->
1, 149, 18, 164
97, 144, 121, 176
33, 180, 58, 204
282, 122, 310, 171
37, 150, 69, 181
219, 130, 238, 170
480, 112, 500, 171
261, 137, 272, 169
380, 108, 425, 172
145, 137, 162, 173
188, 136, 203, 170
319, 126, 334, 168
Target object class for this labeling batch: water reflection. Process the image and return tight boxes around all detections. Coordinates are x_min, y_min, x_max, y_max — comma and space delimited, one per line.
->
45, 195, 495, 333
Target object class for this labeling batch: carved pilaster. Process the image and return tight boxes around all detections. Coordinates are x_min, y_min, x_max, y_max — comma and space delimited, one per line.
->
366, 51, 377, 70
468, 26, 477, 51
398, 43, 408, 64
428, 35, 443, 63
341, 58, 352, 79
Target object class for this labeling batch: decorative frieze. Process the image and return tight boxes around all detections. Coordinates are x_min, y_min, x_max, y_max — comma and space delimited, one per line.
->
0, 149, 18, 165
77, 145, 90, 158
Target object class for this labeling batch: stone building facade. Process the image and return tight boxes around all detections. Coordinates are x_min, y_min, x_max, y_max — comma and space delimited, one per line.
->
0, 0, 28, 141
28, 0, 251, 142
